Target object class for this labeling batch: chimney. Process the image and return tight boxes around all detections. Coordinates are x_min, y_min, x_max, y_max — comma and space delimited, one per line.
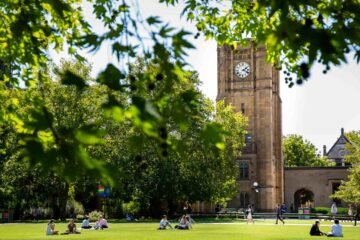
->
341, 128, 344, 136
323, 145, 327, 156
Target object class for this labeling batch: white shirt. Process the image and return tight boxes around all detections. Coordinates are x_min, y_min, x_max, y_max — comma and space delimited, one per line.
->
331, 203, 337, 214
331, 224, 343, 237
46, 224, 54, 235
159, 219, 170, 228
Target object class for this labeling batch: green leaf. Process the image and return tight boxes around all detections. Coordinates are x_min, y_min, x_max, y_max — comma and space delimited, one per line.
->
201, 122, 225, 149
97, 64, 125, 90
75, 128, 105, 145
61, 70, 87, 90
147, 16, 162, 25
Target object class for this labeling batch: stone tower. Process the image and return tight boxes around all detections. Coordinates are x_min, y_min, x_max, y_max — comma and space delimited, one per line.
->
217, 42, 283, 211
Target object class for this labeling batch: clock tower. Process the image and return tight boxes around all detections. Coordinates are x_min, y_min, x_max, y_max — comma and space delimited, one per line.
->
217, 41, 283, 211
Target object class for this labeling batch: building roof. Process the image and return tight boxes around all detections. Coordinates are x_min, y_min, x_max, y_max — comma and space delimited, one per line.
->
326, 128, 351, 161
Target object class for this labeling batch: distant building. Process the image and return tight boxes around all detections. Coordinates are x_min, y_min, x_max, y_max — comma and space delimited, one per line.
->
323, 128, 351, 166
284, 129, 351, 209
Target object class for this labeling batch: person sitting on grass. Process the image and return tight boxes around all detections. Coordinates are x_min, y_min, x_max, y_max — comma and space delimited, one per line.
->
81, 216, 92, 229
94, 215, 109, 230
310, 220, 326, 236
327, 219, 343, 237
46, 219, 59, 235
175, 215, 191, 230
185, 215, 192, 229
158, 215, 173, 230
65, 219, 80, 234
100, 215, 109, 229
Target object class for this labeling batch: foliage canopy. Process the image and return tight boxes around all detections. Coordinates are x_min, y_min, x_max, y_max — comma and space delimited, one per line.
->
1, 0, 358, 200
0, 59, 247, 218
179, 0, 360, 87
333, 131, 360, 205
283, 134, 333, 167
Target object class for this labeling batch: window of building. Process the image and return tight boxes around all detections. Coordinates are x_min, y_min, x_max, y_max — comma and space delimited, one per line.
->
245, 133, 252, 143
241, 103, 245, 114
239, 161, 249, 179
240, 192, 250, 208
332, 182, 342, 205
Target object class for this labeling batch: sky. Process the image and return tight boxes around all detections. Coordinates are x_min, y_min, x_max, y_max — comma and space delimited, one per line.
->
59, 0, 360, 152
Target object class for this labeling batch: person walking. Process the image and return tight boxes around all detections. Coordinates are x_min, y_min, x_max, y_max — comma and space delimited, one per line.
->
348, 204, 353, 222
246, 205, 254, 224
354, 205, 360, 226
275, 204, 285, 224
331, 202, 337, 219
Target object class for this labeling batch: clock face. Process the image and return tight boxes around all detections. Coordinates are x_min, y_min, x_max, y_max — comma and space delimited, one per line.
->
235, 62, 250, 78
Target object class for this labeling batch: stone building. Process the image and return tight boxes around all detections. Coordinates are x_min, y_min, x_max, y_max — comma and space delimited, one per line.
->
284, 166, 348, 209
284, 129, 351, 209
209, 41, 350, 213
216, 41, 283, 211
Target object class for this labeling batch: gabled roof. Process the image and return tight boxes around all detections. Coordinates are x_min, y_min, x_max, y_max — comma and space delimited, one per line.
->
326, 128, 351, 160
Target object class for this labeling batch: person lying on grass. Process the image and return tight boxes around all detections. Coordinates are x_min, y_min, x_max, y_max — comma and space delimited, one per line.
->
46, 219, 59, 235
158, 215, 173, 230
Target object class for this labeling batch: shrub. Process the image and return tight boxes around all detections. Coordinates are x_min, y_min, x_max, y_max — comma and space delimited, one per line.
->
66, 199, 85, 218
88, 210, 103, 222
337, 207, 348, 215
313, 207, 330, 214
312, 207, 348, 215
122, 201, 141, 215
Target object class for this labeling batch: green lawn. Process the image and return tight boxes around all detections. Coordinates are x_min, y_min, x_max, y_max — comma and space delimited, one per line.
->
0, 220, 359, 240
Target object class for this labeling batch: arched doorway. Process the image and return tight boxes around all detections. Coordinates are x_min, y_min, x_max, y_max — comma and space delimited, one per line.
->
294, 188, 314, 210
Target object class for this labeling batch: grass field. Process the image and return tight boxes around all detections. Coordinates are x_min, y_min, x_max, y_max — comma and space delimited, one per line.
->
0, 220, 359, 240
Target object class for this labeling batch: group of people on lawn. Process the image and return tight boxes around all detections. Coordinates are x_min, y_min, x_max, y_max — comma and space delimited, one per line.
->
45, 201, 349, 237
158, 201, 193, 230
158, 214, 193, 230
46, 215, 108, 235
310, 219, 343, 237
158, 214, 344, 237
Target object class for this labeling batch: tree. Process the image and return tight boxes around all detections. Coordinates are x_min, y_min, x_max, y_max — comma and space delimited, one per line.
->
344, 131, 360, 165
0, 58, 248, 218
333, 131, 360, 207
2, 0, 356, 183
96, 59, 248, 217
180, 0, 360, 86
0, 0, 218, 182
283, 134, 333, 167
0, 60, 102, 219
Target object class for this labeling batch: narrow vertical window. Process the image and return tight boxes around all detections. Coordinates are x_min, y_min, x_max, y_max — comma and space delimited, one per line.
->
239, 161, 249, 179
240, 192, 250, 208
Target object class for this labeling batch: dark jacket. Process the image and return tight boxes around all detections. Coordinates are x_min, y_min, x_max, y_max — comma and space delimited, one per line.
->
310, 224, 322, 236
